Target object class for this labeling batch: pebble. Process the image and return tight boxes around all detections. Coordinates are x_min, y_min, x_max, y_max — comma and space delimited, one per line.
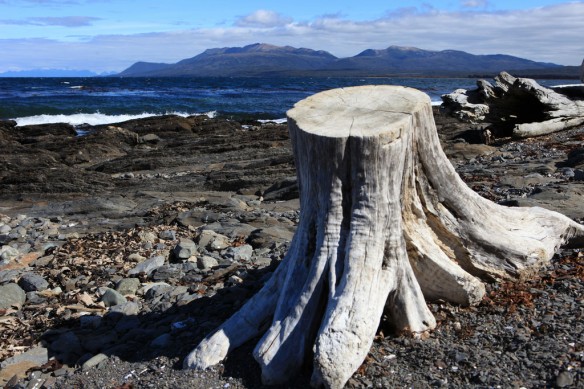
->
173, 238, 198, 259
99, 287, 127, 307
150, 333, 172, 348
555, 371, 574, 387
80, 315, 102, 329
223, 244, 253, 262
197, 255, 219, 271
127, 255, 165, 276
108, 301, 141, 316
17, 272, 49, 292
0, 283, 26, 309
158, 230, 176, 240
0, 346, 48, 370
0, 245, 19, 263
82, 353, 109, 371
115, 277, 141, 295
197, 230, 230, 250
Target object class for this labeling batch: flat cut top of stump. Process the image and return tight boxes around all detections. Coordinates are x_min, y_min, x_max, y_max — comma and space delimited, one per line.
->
287, 85, 430, 138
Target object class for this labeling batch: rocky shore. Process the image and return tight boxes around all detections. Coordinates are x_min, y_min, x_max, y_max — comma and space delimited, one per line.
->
0, 108, 583, 388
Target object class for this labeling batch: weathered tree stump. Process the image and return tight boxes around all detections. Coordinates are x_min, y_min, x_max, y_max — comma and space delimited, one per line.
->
184, 86, 584, 388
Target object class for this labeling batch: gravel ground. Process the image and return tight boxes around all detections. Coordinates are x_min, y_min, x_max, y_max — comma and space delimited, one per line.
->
1, 112, 583, 389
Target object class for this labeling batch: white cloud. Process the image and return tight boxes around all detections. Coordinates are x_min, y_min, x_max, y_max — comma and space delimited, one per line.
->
235, 10, 292, 28
0, 16, 100, 27
1, 2, 582, 72
461, 0, 490, 8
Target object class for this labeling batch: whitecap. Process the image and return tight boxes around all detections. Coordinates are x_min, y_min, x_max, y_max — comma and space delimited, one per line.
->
257, 118, 287, 124
12, 111, 215, 127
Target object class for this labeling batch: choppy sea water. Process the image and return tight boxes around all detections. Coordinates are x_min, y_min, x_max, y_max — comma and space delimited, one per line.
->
0, 76, 575, 126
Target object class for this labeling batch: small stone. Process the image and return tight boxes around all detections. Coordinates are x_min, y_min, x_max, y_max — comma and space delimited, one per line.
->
100, 288, 127, 307
127, 253, 146, 262
138, 231, 157, 243
18, 272, 49, 292
247, 227, 294, 249
223, 244, 253, 262
31, 255, 54, 267
80, 315, 102, 329
115, 278, 141, 295
114, 315, 141, 333
228, 275, 243, 284
253, 257, 273, 267
0, 283, 26, 309
158, 230, 176, 240
556, 371, 573, 387
0, 245, 19, 263
0, 346, 48, 369
197, 255, 219, 271
81, 353, 109, 371
173, 238, 197, 259
0, 269, 23, 284
127, 255, 165, 276
151, 333, 172, 348
197, 230, 230, 251
108, 301, 141, 316
25, 291, 46, 304
140, 133, 162, 144
25, 370, 44, 389
51, 331, 83, 360
144, 283, 173, 299
151, 265, 183, 281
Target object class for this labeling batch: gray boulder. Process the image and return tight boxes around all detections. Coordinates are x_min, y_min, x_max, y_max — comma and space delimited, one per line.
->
196, 230, 230, 251
173, 238, 197, 259
0, 283, 26, 309
115, 277, 141, 295
0, 345, 48, 369
18, 272, 49, 292
100, 287, 127, 307
127, 255, 165, 276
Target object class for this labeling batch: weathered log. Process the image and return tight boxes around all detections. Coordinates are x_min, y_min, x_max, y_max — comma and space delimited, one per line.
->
441, 71, 584, 138
184, 85, 584, 388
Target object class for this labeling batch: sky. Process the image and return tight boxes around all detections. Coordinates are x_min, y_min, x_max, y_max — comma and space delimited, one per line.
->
0, 0, 582, 73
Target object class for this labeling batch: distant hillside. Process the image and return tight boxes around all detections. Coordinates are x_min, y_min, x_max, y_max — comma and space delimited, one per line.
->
117, 43, 578, 78
118, 43, 337, 77
323, 46, 563, 76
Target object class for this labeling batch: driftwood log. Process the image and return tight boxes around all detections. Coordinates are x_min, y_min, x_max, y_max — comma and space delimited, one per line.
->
442, 72, 584, 138
184, 86, 584, 388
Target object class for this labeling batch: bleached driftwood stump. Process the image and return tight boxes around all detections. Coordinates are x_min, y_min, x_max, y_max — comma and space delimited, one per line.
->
184, 86, 584, 388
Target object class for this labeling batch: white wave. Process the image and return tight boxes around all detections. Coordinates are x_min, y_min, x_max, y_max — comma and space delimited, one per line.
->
13, 111, 217, 127
431, 100, 443, 106
552, 83, 584, 88
258, 118, 287, 124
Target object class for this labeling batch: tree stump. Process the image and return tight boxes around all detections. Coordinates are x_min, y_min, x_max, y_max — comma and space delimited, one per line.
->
184, 86, 584, 388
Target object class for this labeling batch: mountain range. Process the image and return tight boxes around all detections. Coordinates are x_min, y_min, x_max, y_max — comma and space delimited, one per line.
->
118, 43, 579, 78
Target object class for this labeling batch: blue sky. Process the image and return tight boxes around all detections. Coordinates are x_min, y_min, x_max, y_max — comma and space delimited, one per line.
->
0, 0, 582, 73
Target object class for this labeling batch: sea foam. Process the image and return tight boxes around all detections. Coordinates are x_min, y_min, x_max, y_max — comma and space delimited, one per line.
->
13, 111, 217, 127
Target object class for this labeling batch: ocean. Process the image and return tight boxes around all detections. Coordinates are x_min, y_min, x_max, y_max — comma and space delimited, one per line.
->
0, 76, 574, 127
